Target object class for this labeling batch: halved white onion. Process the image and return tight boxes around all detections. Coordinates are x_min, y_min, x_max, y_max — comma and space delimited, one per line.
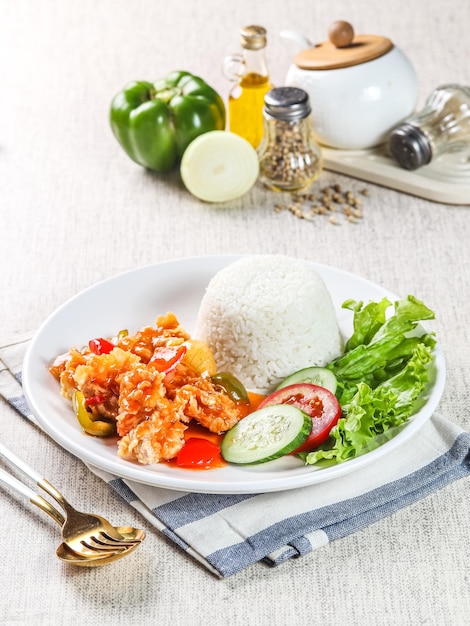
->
180, 131, 259, 203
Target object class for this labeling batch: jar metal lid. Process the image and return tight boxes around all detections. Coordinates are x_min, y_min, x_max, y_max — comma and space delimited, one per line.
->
263, 87, 311, 121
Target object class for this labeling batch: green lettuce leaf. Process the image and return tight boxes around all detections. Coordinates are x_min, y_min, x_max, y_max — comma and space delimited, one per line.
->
303, 296, 436, 466
328, 295, 435, 405
342, 297, 391, 351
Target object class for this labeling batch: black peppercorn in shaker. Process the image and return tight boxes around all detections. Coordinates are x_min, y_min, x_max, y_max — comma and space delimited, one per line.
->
257, 87, 323, 192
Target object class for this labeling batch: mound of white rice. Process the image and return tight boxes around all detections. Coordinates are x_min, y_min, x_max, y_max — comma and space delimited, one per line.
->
195, 255, 342, 392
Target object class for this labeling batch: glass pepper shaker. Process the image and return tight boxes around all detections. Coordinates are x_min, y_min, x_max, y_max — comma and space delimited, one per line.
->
257, 87, 322, 192
388, 84, 470, 170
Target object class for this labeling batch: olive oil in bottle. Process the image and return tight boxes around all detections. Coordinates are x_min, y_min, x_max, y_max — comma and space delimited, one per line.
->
223, 25, 272, 148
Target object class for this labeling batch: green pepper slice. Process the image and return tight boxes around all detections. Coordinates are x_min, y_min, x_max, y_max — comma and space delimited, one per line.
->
72, 391, 116, 438
211, 372, 250, 405
109, 70, 226, 172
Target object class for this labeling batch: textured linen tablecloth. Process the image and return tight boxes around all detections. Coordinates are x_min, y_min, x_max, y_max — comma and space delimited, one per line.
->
1, 0, 469, 624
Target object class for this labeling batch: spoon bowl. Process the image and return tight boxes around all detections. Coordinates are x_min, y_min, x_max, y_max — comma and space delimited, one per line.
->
56, 526, 145, 566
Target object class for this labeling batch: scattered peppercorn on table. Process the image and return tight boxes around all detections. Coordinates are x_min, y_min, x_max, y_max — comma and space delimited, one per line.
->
1, 1, 469, 625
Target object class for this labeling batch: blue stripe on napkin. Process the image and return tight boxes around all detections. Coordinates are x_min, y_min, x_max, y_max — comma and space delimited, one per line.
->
8, 394, 30, 417
108, 477, 139, 504
153, 492, 257, 527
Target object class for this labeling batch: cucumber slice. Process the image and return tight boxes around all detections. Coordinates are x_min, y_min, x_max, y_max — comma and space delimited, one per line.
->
275, 366, 337, 394
180, 130, 259, 203
221, 404, 311, 464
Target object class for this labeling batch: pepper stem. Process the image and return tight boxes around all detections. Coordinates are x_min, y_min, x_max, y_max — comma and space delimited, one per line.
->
151, 87, 180, 104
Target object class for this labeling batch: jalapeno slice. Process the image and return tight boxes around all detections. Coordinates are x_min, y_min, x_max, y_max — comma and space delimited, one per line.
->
72, 391, 116, 437
211, 372, 249, 404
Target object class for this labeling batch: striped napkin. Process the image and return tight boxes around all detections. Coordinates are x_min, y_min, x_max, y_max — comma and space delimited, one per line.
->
1, 336, 469, 578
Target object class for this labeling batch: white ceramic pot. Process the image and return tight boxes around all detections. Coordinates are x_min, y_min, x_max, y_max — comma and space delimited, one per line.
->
285, 25, 418, 150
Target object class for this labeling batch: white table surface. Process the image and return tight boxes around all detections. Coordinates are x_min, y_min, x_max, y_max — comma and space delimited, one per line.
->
1, 1, 469, 624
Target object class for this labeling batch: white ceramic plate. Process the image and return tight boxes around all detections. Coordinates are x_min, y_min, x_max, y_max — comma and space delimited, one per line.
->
23, 255, 446, 494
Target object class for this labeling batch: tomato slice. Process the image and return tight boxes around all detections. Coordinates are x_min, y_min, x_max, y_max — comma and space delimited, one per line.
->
258, 383, 341, 453
176, 438, 223, 469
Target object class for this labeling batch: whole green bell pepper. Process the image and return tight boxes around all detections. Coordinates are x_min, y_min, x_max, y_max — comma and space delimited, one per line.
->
110, 70, 226, 172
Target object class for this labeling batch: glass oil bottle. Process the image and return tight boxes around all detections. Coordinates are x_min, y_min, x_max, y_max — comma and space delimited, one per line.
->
223, 25, 272, 148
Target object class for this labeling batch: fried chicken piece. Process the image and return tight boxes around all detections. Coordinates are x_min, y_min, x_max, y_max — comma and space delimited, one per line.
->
116, 365, 166, 437
52, 347, 88, 400
117, 398, 187, 464
174, 377, 244, 434
72, 348, 141, 418
117, 312, 190, 363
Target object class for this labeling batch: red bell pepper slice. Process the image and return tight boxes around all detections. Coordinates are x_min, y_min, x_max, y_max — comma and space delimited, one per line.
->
149, 345, 187, 374
88, 338, 115, 355
85, 394, 107, 406
176, 438, 223, 469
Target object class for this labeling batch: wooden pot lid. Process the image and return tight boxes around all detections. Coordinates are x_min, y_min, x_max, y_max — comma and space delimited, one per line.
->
294, 21, 394, 70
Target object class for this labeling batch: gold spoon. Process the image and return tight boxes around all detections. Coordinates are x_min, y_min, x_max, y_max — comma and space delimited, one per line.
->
0, 451, 145, 562
0, 442, 144, 556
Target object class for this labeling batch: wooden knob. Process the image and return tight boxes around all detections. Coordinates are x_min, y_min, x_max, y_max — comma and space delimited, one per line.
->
328, 21, 355, 48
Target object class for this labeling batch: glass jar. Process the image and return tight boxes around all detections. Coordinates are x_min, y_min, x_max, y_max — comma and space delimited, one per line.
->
388, 84, 470, 170
257, 87, 322, 192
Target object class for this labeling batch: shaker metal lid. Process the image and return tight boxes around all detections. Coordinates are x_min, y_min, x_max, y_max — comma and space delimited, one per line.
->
388, 124, 433, 170
263, 87, 311, 121
294, 21, 393, 70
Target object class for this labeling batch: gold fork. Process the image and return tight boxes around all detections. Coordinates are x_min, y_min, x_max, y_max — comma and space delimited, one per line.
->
0, 442, 145, 557
0, 465, 144, 565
